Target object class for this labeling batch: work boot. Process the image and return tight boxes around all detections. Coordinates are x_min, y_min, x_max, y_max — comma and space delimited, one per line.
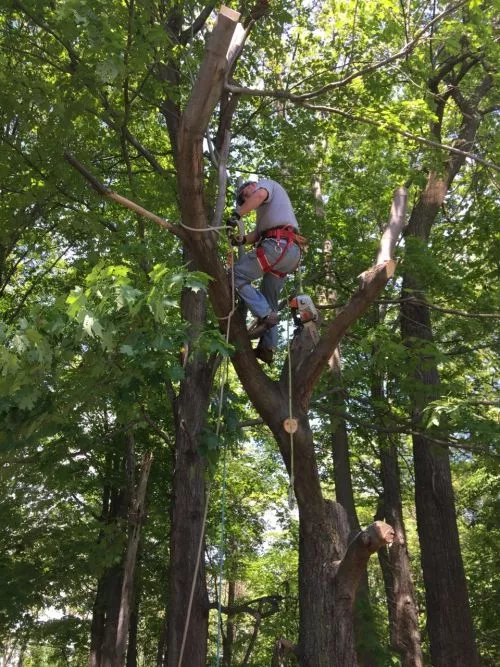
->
247, 312, 279, 340
254, 344, 274, 365
260, 311, 278, 329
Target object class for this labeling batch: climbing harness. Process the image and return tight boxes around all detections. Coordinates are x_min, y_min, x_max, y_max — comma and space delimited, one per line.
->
255, 225, 306, 278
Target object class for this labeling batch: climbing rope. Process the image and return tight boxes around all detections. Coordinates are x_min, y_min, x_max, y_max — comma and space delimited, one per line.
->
285, 284, 296, 511
214, 259, 235, 666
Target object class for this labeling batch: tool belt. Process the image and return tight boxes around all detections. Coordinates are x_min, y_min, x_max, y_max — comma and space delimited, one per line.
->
256, 225, 306, 278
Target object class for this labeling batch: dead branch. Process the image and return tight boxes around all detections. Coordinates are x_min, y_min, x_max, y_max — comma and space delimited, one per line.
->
63, 152, 185, 238
208, 594, 283, 619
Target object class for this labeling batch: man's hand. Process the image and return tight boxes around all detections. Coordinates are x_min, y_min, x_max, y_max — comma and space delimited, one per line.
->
226, 210, 241, 229
229, 231, 246, 246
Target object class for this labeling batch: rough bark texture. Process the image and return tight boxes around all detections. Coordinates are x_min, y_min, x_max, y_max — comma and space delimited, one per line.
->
376, 436, 423, 667
164, 276, 216, 667
397, 57, 492, 665
401, 284, 479, 667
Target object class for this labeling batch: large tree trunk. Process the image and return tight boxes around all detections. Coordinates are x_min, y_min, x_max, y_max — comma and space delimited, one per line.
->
370, 307, 423, 666
400, 174, 481, 666
400, 280, 479, 666
398, 57, 492, 664
173, 11, 403, 665
329, 349, 379, 667
165, 266, 217, 667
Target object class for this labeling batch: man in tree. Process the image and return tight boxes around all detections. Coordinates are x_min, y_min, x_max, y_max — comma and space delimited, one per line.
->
228, 179, 302, 364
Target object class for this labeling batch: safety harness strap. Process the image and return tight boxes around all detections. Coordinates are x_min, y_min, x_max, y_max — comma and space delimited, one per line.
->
255, 226, 304, 278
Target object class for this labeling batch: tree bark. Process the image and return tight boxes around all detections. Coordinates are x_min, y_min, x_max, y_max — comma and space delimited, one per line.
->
171, 10, 403, 665
398, 65, 492, 663
165, 257, 218, 667
400, 282, 479, 667
115, 448, 153, 666
369, 302, 423, 666
90, 453, 127, 667
329, 348, 380, 667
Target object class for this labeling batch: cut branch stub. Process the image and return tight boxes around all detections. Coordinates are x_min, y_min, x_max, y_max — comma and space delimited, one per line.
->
363, 520, 395, 550
181, 6, 241, 137
283, 417, 298, 434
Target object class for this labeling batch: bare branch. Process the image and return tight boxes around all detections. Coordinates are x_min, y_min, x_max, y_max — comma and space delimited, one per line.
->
63, 152, 185, 238
180, 3, 217, 45
227, 1, 466, 102
317, 297, 500, 320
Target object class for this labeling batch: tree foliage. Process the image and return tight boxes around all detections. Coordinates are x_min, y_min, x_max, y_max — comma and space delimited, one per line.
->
0, 0, 498, 665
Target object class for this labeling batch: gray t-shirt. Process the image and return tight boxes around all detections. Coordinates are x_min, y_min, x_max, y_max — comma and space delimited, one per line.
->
254, 179, 298, 234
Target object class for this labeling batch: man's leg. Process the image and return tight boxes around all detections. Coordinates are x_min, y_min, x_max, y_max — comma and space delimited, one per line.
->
258, 240, 301, 351
233, 249, 273, 319
259, 271, 284, 350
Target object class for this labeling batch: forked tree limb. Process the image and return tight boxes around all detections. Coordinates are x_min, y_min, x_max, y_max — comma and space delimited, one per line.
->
294, 188, 406, 406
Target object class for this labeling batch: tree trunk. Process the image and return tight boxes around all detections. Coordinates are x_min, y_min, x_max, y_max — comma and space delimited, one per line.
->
369, 304, 423, 666
165, 266, 217, 667
172, 12, 402, 665
90, 453, 127, 667
101, 564, 125, 667
88, 575, 107, 667
399, 158, 482, 666
329, 348, 379, 667
400, 284, 479, 666
115, 448, 153, 666
397, 61, 492, 665
222, 580, 236, 667
376, 435, 423, 666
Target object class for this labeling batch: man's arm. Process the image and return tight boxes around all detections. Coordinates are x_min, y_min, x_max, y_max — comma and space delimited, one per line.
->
238, 187, 268, 216
244, 228, 260, 244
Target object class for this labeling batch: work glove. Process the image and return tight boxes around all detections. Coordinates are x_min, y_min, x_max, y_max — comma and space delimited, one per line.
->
226, 210, 241, 229
229, 230, 246, 246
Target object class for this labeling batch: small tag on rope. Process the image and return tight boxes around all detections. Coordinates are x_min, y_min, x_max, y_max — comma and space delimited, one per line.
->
288, 484, 295, 511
